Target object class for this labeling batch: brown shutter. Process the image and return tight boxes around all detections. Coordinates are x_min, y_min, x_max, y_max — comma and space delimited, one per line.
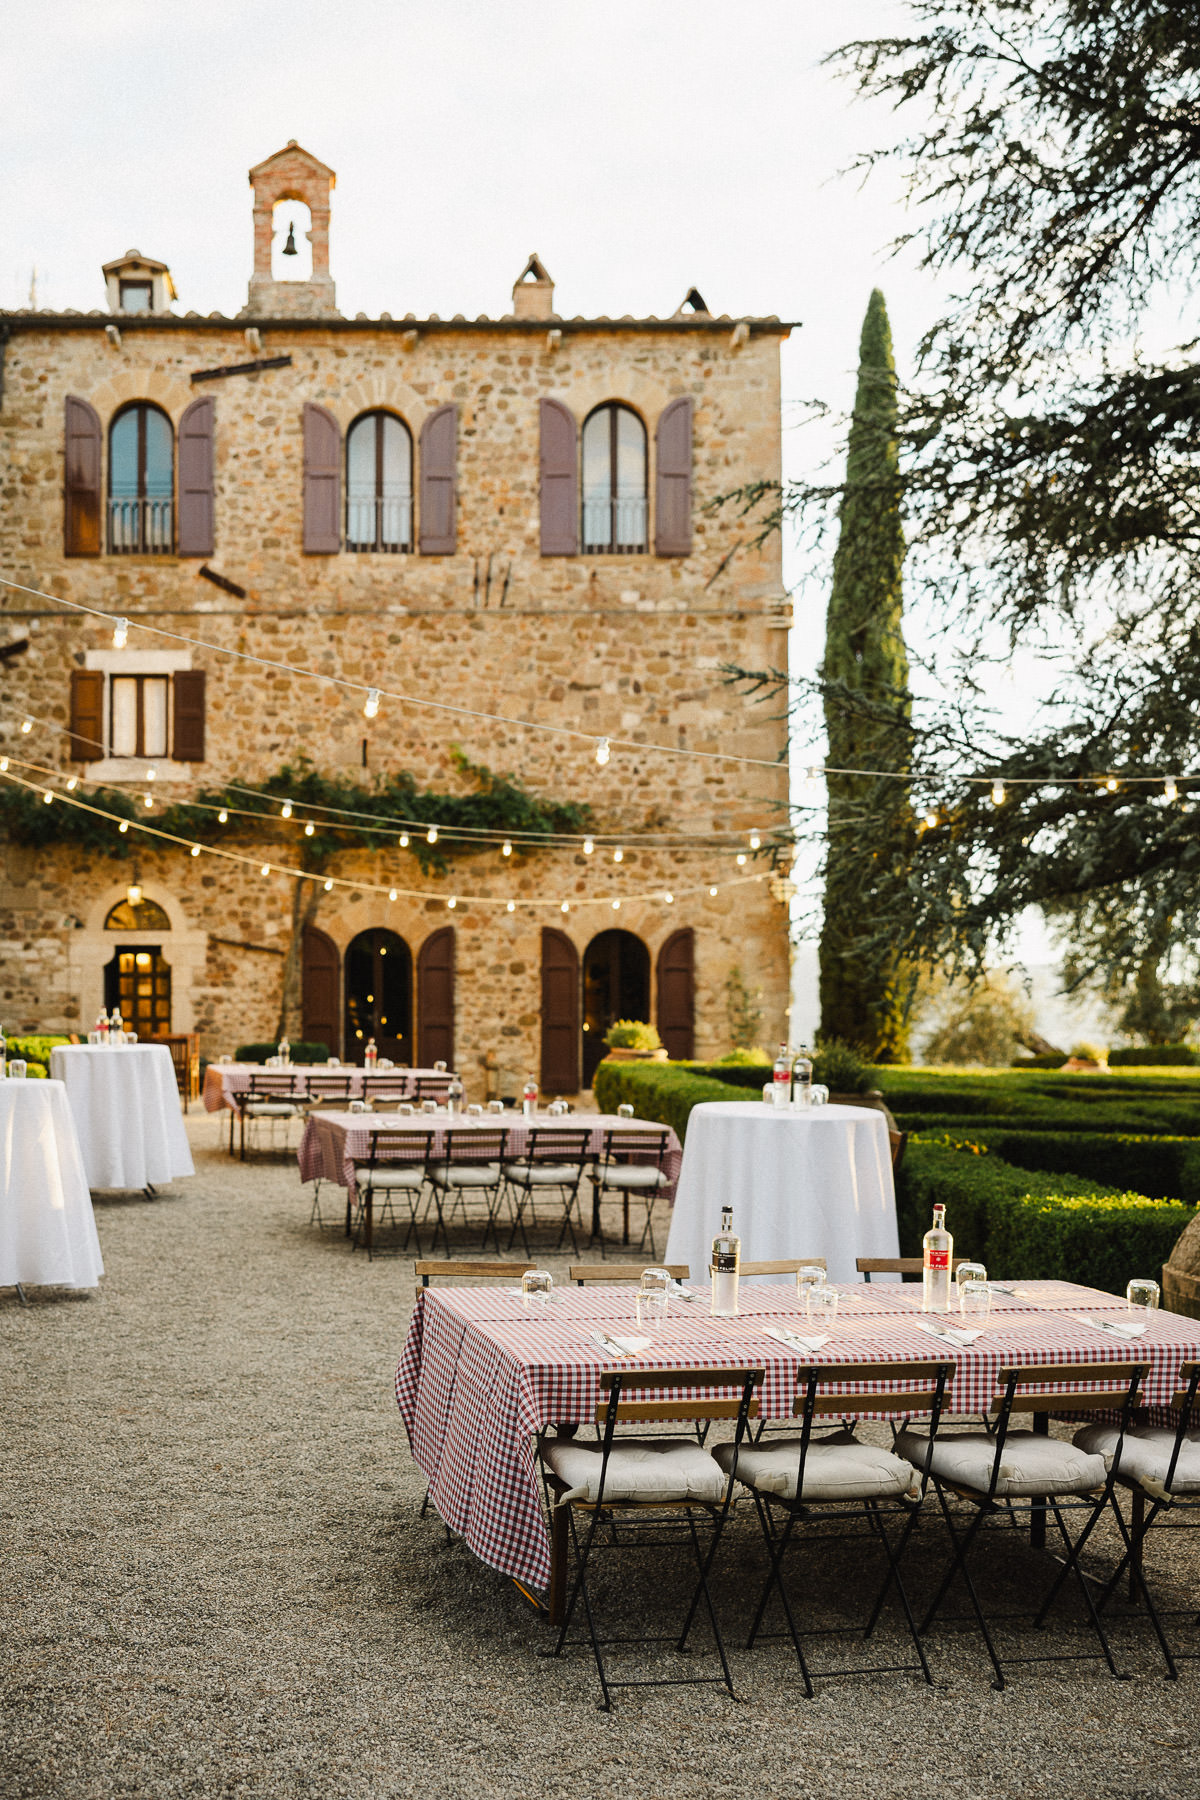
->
418, 404, 457, 554
417, 926, 455, 1066
654, 397, 693, 556
302, 926, 340, 1058
177, 396, 215, 556
539, 398, 578, 555
68, 669, 105, 761
540, 928, 580, 1091
656, 927, 695, 1059
64, 397, 102, 556
302, 403, 341, 553
172, 670, 206, 762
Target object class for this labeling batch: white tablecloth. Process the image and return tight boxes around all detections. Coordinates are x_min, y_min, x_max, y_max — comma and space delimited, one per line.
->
663, 1101, 899, 1285
49, 1045, 194, 1191
0, 1079, 103, 1288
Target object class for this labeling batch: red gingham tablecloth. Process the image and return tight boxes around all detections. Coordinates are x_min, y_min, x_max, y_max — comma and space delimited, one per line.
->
299, 1111, 682, 1201
393, 1279, 1200, 1594
203, 1064, 449, 1113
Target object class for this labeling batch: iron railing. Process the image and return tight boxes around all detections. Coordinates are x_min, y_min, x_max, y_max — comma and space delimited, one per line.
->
108, 497, 173, 555
346, 495, 413, 553
582, 496, 648, 554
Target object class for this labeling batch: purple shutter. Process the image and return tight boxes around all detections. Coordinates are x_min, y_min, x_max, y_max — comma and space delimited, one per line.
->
172, 670, 206, 761
177, 396, 215, 556
539, 398, 578, 555
655, 397, 693, 556
419, 405, 457, 554
303, 403, 341, 553
64, 397, 102, 556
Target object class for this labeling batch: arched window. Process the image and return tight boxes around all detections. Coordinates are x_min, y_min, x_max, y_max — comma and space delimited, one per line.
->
109, 402, 173, 554
346, 411, 413, 552
104, 896, 171, 931
581, 403, 648, 553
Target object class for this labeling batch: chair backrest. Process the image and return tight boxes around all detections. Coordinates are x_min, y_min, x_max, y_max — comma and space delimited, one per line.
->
989, 1362, 1146, 1418
415, 1258, 535, 1288
570, 1262, 690, 1285
857, 1256, 967, 1282
304, 1075, 356, 1103
440, 1126, 509, 1163
362, 1074, 410, 1100
366, 1129, 435, 1168
414, 1074, 453, 1099
789, 1359, 955, 1421
740, 1258, 827, 1278
247, 1072, 301, 1098
596, 1365, 763, 1428
1165, 1361, 1200, 1493
523, 1127, 594, 1162
601, 1128, 668, 1165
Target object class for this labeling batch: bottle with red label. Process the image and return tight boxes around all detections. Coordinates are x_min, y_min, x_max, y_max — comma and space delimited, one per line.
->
922, 1203, 953, 1313
772, 1044, 791, 1109
522, 1077, 538, 1118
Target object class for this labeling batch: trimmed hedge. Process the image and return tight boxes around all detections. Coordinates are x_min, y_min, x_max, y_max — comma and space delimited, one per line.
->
235, 1040, 330, 1064
592, 1060, 741, 1143
1108, 1045, 1200, 1067
898, 1139, 1194, 1293
961, 1130, 1200, 1207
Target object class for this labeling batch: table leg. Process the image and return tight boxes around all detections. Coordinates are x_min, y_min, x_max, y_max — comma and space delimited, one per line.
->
1030, 1412, 1049, 1548
548, 1498, 569, 1627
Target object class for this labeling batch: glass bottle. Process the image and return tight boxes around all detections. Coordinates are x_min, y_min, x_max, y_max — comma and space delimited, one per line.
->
922, 1203, 954, 1314
791, 1043, 813, 1107
364, 1037, 377, 1071
278, 1036, 291, 1067
111, 1007, 124, 1045
522, 1076, 538, 1118
772, 1044, 791, 1109
97, 1009, 110, 1046
447, 1071, 464, 1115
711, 1205, 741, 1317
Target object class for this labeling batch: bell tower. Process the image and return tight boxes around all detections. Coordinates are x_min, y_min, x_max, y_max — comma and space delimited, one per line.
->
242, 141, 339, 318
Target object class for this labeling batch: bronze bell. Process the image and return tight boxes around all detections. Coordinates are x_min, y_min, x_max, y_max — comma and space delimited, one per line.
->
282, 221, 298, 257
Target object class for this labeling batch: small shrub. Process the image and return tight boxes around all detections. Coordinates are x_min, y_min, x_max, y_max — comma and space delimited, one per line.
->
235, 1040, 330, 1064
813, 1037, 872, 1096
603, 1020, 661, 1051
716, 1046, 770, 1066
1070, 1041, 1109, 1065
1109, 1044, 1200, 1067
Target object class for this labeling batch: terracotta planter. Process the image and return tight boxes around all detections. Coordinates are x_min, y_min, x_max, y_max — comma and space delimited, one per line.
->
601, 1046, 668, 1062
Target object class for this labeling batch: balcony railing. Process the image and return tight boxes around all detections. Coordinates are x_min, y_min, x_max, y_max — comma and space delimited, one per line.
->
108, 497, 173, 555
582, 495, 648, 554
346, 495, 413, 553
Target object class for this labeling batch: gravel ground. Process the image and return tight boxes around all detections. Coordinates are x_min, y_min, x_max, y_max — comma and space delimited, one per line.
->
2, 1110, 1197, 1800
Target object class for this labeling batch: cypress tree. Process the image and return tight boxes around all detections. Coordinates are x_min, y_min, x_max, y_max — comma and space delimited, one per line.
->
818, 288, 913, 1060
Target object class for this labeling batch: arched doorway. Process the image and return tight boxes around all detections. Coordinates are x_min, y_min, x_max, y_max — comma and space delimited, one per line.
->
302, 926, 340, 1058
103, 895, 172, 1037
344, 928, 413, 1064
582, 929, 650, 1088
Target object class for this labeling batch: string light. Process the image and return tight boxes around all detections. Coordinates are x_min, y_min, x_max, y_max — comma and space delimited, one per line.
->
749, 833, 761, 850
922, 809, 938, 830
737, 853, 748, 866
119, 820, 128, 833
143, 793, 153, 809
709, 885, 718, 896
583, 838, 594, 855
611, 899, 621, 910
560, 900, 570, 913
427, 827, 438, 844
399, 833, 409, 848
42, 789, 53, 804
66, 776, 77, 791
613, 848, 624, 864
21, 718, 32, 734
190, 844, 200, 857
324, 878, 334, 892
804, 766, 820, 797
389, 888, 398, 902
991, 780, 1005, 807
595, 737, 611, 767
502, 841, 512, 857
261, 864, 271, 877
304, 822, 314, 836
281, 802, 292, 819
447, 896, 457, 910
664, 891, 674, 904
1165, 777, 1179, 802
364, 689, 381, 720
506, 900, 515, 913
218, 810, 228, 823
1104, 775, 1119, 793
112, 618, 129, 649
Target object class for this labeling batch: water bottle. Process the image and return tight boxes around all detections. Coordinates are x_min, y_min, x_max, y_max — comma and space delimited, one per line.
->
365, 1038, 377, 1071
278, 1036, 291, 1067
111, 1007, 124, 1045
772, 1044, 791, 1109
710, 1205, 741, 1317
522, 1077, 538, 1118
791, 1044, 813, 1107
447, 1071, 464, 1116
97, 1009, 110, 1046
922, 1204, 954, 1314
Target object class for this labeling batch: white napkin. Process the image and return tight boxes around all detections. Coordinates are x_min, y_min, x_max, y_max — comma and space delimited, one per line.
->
762, 1324, 830, 1354
588, 1331, 652, 1356
913, 1319, 982, 1347
1071, 1313, 1147, 1340
670, 1281, 702, 1303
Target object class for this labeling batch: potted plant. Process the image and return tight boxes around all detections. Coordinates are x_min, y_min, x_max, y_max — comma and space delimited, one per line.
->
602, 1020, 668, 1062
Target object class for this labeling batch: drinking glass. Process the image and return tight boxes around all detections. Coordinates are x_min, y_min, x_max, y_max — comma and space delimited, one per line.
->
422, 1099, 438, 1115
956, 1261, 987, 1292
398, 1103, 415, 1116
349, 1099, 366, 1115
219, 1054, 232, 1064
9, 1060, 27, 1080
487, 1100, 505, 1114
125, 1032, 137, 1045
795, 1264, 826, 1303
327, 1056, 340, 1067
1126, 1278, 1161, 1314
467, 1103, 482, 1116
617, 1103, 634, 1119
434, 1060, 448, 1073
809, 1085, 829, 1107
959, 1279, 991, 1321
762, 1083, 775, 1105
521, 1269, 554, 1309
806, 1284, 839, 1325
636, 1288, 669, 1332
88, 1032, 100, 1045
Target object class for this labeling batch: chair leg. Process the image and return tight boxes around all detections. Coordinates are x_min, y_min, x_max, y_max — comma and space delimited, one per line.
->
863, 1499, 933, 1685
744, 1498, 815, 1696
921, 1489, 1007, 1689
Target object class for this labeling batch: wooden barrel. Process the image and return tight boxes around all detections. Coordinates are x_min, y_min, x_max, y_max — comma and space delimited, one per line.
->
1163, 1212, 1200, 1320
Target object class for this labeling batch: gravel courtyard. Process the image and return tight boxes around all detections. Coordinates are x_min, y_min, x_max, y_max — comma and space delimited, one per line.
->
2, 1111, 1196, 1800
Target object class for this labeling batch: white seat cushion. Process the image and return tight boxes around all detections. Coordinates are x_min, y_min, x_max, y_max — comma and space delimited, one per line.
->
599, 1165, 667, 1190
1073, 1423, 1200, 1497
542, 1436, 728, 1506
714, 1431, 915, 1501
363, 1167, 425, 1190
509, 1162, 583, 1185
244, 1102, 298, 1117
427, 1162, 502, 1188
895, 1427, 1107, 1498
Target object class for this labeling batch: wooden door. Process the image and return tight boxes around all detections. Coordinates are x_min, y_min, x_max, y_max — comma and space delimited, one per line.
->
105, 947, 171, 1038
302, 926, 340, 1057
540, 928, 580, 1093
656, 927, 695, 1060
417, 927, 455, 1067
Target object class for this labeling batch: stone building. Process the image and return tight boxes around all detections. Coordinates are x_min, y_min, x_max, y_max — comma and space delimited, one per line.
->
0, 142, 793, 1091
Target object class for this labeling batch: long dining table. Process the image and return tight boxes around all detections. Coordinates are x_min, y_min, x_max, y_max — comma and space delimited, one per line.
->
202, 1062, 451, 1114
395, 1277, 1200, 1620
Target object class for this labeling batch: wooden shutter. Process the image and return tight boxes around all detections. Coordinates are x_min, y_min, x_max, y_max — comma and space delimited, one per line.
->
172, 670, 206, 761
417, 927, 456, 1066
654, 397, 693, 556
656, 928, 695, 1060
302, 926, 340, 1058
68, 669, 105, 761
177, 396, 215, 556
418, 404, 457, 554
64, 397, 102, 556
539, 398, 578, 555
302, 403, 341, 553
540, 928, 580, 1092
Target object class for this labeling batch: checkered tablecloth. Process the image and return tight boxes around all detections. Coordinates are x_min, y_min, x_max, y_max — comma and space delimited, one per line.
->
299, 1111, 682, 1201
394, 1279, 1200, 1594
203, 1064, 449, 1113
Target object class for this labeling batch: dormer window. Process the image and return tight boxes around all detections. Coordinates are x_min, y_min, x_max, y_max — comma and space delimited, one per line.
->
118, 279, 153, 313
102, 249, 177, 314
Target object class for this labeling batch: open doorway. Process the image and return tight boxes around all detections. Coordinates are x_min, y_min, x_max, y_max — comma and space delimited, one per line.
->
581, 928, 650, 1088
344, 928, 413, 1064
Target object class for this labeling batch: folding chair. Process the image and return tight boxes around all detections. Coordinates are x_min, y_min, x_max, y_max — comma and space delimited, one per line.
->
1074, 1359, 1200, 1679
504, 1127, 594, 1256
297, 1074, 358, 1224
426, 1127, 511, 1253
570, 1264, 690, 1286
741, 1259, 827, 1278
235, 1072, 304, 1160
352, 1129, 434, 1261
716, 1359, 954, 1693
858, 1257, 966, 1283
896, 1360, 1146, 1688
540, 1363, 764, 1711
413, 1074, 453, 1103
592, 1129, 671, 1257
361, 1073, 412, 1110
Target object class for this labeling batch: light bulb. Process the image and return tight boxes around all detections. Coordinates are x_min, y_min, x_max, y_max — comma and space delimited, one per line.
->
190, 844, 200, 857
709, 885, 718, 897
613, 848, 624, 864
502, 840, 512, 857
112, 617, 129, 648
611, 899, 621, 910
389, 888, 398, 902
749, 833, 761, 850
506, 900, 515, 913
399, 833, 409, 848
737, 853, 747, 866
261, 864, 271, 877
991, 780, 1005, 807
42, 789, 53, 804
218, 809, 228, 823
1105, 775, 1119, 792
304, 822, 314, 837
0, 758, 8, 771
448, 896, 457, 910
427, 826, 438, 844
364, 688, 381, 719
1165, 777, 1179, 802
281, 802, 292, 819
583, 837, 594, 855
20, 718, 32, 734
804, 766, 819, 797
664, 891, 674, 904
66, 776, 77, 791
923, 809, 938, 830
146, 766, 156, 782
560, 900, 570, 913
595, 737, 611, 766
127, 884, 141, 905
143, 793, 153, 809
118, 820, 129, 834
324, 878, 334, 892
